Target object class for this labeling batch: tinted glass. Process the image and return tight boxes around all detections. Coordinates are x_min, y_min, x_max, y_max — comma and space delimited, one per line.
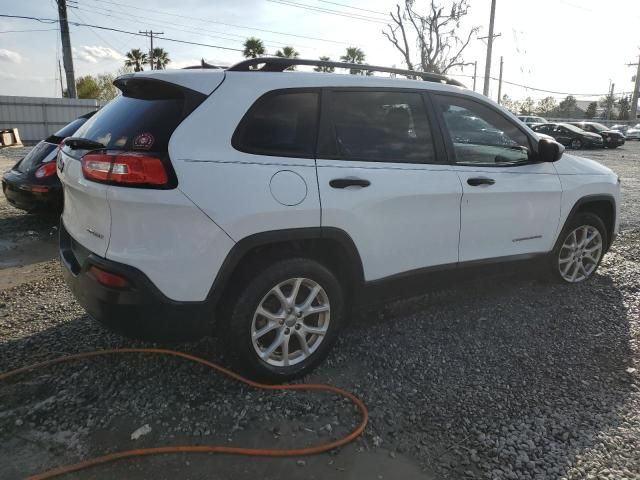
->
234, 91, 319, 157
436, 95, 531, 165
15, 141, 57, 173
73, 94, 188, 153
319, 91, 435, 163
50, 116, 90, 141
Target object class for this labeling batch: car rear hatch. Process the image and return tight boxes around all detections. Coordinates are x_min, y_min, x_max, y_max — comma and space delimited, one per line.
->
58, 74, 215, 257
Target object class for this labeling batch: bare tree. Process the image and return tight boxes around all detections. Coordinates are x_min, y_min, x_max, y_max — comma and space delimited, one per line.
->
382, 0, 479, 75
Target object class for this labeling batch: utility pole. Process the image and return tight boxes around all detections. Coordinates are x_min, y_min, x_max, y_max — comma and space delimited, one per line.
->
139, 30, 163, 70
497, 56, 504, 104
482, 0, 497, 97
58, 60, 64, 97
472, 61, 477, 92
57, 0, 76, 98
608, 82, 615, 120
628, 54, 640, 121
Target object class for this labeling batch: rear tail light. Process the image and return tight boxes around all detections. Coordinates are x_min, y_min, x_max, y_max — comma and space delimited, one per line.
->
35, 162, 58, 179
81, 152, 169, 187
88, 266, 130, 289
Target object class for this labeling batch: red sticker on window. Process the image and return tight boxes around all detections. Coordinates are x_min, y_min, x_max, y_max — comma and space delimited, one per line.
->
133, 132, 154, 150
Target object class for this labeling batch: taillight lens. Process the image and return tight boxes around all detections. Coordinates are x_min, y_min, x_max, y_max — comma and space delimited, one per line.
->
89, 266, 130, 289
35, 162, 58, 179
81, 152, 169, 187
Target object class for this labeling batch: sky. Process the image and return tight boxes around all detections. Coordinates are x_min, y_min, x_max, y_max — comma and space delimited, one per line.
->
1, 0, 639, 103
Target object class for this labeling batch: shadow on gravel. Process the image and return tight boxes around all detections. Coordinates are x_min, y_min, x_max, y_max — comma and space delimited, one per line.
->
0, 267, 635, 479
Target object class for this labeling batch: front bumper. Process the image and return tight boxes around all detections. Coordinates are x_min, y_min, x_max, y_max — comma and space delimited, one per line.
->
59, 221, 213, 341
2, 170, 62, 212
603, 135, 625, 147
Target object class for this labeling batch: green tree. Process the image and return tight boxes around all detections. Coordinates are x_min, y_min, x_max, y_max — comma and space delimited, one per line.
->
314, 56, 335, 73
519, 97, 535, 115
64, 74, 118, 100
243, 37, 266, 59
500, 94, 519, 115
616, 95, 630, 120
535, 96, 557, 116
557, 95, 578, 117
599, 93, 616, 120
75, 75, 101, 99
95, 74, 118, 101
124, 48, 148, 72
150, 47, 171, 70
585, 101, 597, 119
340, 47, 370, 75
274, 46, 299, 70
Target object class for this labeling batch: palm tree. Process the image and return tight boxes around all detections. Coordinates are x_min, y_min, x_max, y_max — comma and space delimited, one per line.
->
340, 47, 369, 75
151, 47, 171, 70
124, 48, 148, 72
274, 46, 299, 70
314, 56, 335, 73
243, 37, 266, 59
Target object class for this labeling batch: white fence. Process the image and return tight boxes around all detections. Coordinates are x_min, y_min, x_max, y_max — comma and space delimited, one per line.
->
0, 96, 105, 145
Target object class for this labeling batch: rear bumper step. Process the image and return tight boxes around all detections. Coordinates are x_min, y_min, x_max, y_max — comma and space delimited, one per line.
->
60, 221, 213, 341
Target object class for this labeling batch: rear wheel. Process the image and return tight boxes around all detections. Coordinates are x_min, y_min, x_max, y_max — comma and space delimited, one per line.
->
550, 212, 607, 283
570, 138, 583, 149
223, 258, 344, 382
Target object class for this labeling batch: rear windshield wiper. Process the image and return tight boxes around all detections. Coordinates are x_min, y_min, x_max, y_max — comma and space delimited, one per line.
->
64, 137, 106, 150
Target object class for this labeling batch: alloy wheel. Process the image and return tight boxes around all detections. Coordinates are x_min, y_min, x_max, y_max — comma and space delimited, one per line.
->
558, 225, 603, 282
251, 277, 330, 367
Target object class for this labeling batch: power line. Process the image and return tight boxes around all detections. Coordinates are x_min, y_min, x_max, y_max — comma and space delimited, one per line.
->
314, 0, 387, 16
266, 0, 388, 23
0, 28, 58, 33
75, 2, 315, 50
0, 14, 244, 52
80, 0, 357, 45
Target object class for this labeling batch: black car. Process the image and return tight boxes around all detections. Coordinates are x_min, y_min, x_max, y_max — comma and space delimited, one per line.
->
531, 122, 604, 149
568, 121, 625, 148
2, 111, 96, 212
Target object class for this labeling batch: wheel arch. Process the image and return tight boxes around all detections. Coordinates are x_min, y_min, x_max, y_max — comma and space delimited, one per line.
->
208, 227, 365, 316
560, 194, 616, 251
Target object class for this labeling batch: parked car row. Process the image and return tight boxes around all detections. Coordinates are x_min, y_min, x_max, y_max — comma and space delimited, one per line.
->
529, 121, 625, 149
611, 123, 640, 140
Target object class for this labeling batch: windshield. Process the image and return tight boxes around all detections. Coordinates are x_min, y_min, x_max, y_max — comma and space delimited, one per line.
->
561, 123, 586, 133
588, 123, 608, 132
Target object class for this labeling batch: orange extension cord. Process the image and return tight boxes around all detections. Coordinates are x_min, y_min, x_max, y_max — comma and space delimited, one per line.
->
0, 348, 369, 480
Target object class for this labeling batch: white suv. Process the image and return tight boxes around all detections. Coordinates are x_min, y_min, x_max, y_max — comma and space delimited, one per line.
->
58, 58, 620, 381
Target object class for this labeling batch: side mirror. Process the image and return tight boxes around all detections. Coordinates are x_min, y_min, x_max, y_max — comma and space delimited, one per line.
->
537, 138, 564, 162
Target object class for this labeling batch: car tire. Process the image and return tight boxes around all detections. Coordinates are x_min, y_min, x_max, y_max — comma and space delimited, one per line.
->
223, 258, 344, 383
549, 212, 607, 284
570, 138, 583, 149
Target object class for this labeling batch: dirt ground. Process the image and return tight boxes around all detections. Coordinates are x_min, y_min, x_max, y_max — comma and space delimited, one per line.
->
1, 143, 639, 480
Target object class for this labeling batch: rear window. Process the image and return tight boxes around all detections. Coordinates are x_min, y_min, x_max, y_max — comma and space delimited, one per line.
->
232, 90, 319, 158
70, 79, 205, 154
15, 141, 57, 173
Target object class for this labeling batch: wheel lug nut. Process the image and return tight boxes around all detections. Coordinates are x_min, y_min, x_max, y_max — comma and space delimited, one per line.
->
285, 328, 290, 334
295, 324, 301, 330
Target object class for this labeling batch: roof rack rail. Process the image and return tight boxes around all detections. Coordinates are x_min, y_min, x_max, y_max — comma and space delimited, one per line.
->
227, 57, 465, 87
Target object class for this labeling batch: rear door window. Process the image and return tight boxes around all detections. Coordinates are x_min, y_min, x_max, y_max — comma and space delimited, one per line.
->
318, 90, 436, 163
232, 90, 319, 158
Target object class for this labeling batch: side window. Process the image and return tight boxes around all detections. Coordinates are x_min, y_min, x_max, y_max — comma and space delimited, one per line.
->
318, 90, 436, 163
435, 95, 532, 166
233, 90, 319, 158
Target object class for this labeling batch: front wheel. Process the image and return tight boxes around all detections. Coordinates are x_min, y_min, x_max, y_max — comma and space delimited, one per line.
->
223, 258, 344, 382
570, 138, 583, 149
551, 212, 607, 283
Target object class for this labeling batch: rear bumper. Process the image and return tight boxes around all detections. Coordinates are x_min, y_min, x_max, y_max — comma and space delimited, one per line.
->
59, 221, 213, 341
2, 171, 62, 212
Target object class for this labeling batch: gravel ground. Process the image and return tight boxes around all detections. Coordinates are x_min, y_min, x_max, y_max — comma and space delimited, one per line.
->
1, 143, 639, 479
